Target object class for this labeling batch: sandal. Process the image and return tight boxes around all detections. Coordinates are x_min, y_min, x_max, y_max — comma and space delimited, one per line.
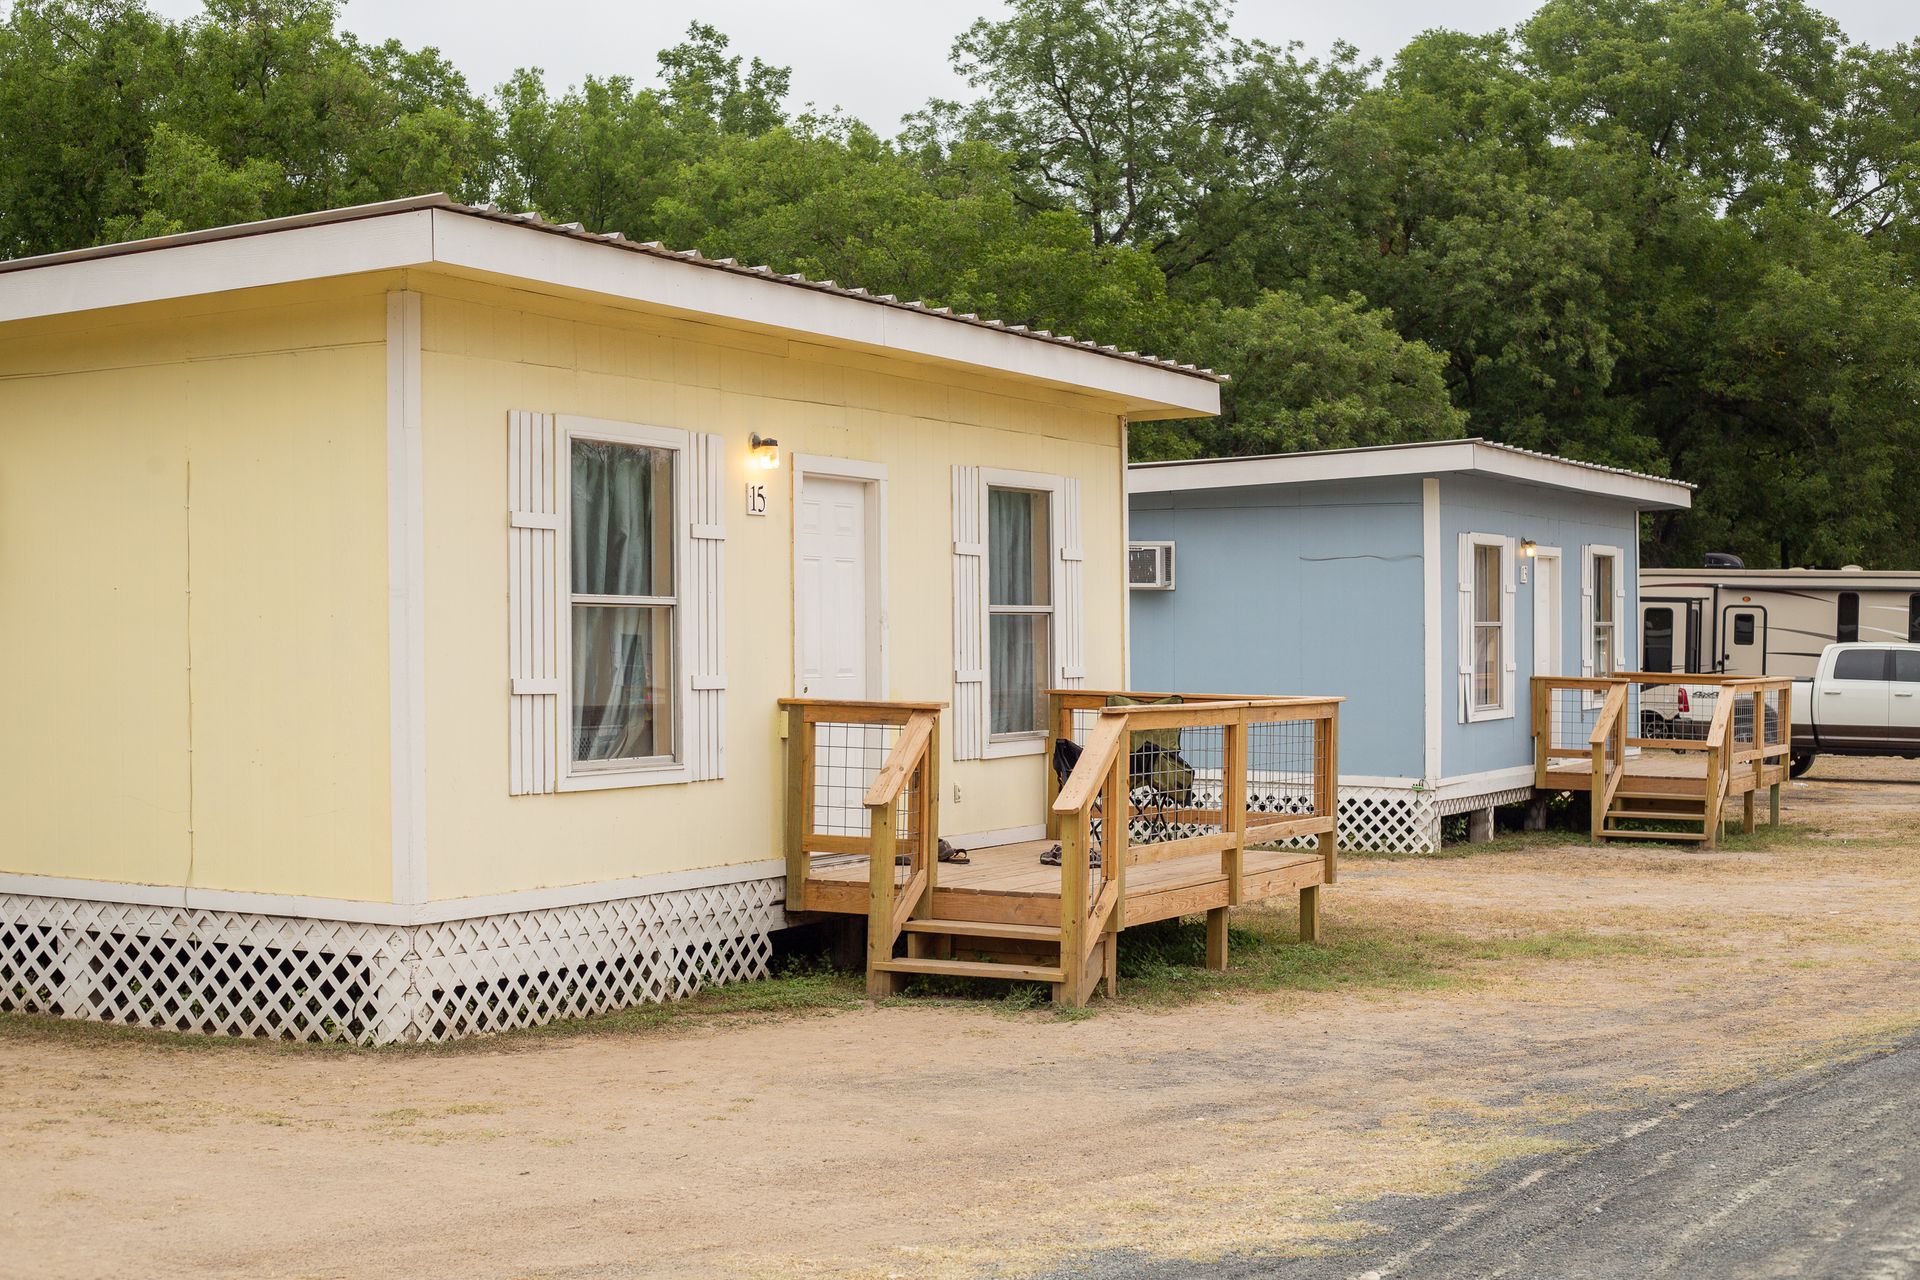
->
1040, 843, 1100, 868
937, 839, 970, 865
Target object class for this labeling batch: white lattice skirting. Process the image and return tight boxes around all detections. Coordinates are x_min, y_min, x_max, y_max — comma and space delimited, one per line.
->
0, 879, 783, 1045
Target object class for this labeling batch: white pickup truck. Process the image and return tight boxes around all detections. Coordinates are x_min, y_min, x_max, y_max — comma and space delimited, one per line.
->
1789, 642, 1920, 777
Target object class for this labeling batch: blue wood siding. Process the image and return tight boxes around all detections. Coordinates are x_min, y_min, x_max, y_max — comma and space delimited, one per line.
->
1437, 474, 1641, 778
1129, 478, 1426, 779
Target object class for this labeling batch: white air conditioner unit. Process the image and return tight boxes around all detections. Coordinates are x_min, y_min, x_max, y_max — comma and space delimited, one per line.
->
1128, 541, 1175, 590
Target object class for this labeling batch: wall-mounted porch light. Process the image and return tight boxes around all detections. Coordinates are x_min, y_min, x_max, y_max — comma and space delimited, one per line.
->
749, 433, 781, 470
1520, 539, 1539, 558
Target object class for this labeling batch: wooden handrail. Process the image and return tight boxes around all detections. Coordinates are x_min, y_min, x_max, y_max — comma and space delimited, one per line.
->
863, 710, 936, 807
1053, 716, 1125, 814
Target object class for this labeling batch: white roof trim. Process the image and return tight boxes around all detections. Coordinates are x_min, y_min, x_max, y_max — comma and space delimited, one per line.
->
0, 195, 1219, 419
1127, 438, 1692, 510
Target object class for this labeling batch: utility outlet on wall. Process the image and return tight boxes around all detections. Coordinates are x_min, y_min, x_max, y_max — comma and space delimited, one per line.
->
953, 784, 962, 804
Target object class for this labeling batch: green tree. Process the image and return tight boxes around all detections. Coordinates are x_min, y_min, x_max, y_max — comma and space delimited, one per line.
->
1131, 290, 1466, 459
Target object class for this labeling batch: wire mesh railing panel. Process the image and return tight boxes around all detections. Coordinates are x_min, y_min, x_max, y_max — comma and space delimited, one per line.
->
1247, 719, 1319, 819
1124, 722, 1223, 846
890, 761, 925, 890
1545, 686, 1603, 753
1635, 681, 1710, 745
809, 720, 900, 838
1762, 687, 1787, 749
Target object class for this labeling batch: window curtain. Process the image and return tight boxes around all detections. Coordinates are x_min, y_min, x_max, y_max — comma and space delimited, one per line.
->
988, 489, 1045, 735
571, 440, 672, 762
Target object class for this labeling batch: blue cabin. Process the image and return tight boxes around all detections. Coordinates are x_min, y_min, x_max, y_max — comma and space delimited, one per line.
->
1126, 440, 1693, 851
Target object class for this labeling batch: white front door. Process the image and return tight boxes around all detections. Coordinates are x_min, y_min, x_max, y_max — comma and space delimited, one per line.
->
796, 474, 870, 699
1532, 550, 1562, 678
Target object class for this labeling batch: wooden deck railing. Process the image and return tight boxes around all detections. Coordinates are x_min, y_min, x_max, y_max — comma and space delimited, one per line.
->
1049, 693, 1341, 993
779, 699, 943, 919
1531, 674, 1795, 845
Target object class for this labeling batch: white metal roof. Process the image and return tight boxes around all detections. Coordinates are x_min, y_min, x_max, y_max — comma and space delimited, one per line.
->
1128, 438, 1693, 510
0, 194, 1221, 419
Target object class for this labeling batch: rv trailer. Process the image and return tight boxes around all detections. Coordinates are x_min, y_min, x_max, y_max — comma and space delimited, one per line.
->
1639, 564, 1920, 679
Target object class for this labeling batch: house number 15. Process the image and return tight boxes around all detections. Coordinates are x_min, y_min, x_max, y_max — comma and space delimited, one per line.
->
745, 481, 769, 517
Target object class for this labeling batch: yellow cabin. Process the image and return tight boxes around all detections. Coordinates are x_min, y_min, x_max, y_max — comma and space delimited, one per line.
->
0, 196, 1339, 1041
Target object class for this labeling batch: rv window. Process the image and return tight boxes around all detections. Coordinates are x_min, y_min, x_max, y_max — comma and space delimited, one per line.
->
1833, 648, 1888, 682
1733, 614, 1755, 646
1909, 594, 1919, 644
1642, 608, 1674, 673
987, 486, 1053, 737
1894, 651, 1920, 683
1838, 592, 1860, 643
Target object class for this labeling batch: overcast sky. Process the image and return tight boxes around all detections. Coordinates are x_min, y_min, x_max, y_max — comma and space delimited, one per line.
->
134, 0, 1914, 129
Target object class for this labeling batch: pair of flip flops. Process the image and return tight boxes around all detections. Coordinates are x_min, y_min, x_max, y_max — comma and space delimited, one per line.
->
1038, 843, 1100, 868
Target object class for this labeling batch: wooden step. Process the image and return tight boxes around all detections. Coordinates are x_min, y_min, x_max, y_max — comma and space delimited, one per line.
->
1607, 808, 1706, 821
900, 918, 1062, 942
873, 957, 1065, 983
1612, 790, 1709, 801
1601, 828, 1710, 842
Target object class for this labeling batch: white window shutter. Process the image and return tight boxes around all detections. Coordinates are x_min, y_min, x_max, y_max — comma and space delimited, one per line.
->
1580, 546, 1596, 679
1502, 536, 1518, 718
1058, 476, 1086, 686
508, 411, 560, 795
1456, 531, 1472, 722
952, 466, 986, 760
1613, 560, 1628, 674
687, 433, 727, 781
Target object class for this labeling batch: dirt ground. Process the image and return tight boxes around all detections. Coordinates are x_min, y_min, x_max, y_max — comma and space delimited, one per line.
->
5, 759, 1919, 1280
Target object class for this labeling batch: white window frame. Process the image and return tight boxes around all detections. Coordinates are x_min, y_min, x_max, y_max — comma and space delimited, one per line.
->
1128, 540, 1176, 590
1463, 532, 1514, 722
1586, 543, 1624, 683
979, 467, 1067, 759
557, 415, 694, 792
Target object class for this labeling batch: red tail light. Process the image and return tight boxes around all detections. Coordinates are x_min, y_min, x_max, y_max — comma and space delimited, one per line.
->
1677, 688, 1691, 713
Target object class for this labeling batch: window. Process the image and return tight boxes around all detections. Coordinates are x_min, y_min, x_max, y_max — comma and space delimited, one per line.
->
567, 430, 680, 774
1642, 608, 1674, 673
1838, 592, 1860, 643
1591, 551, 1619, 676
987, 486, 1052, 738
1833, 648, 1888, 682
1472, 542, 1503, 711
1733, 614, 1756, 646
1908, 594, 1919, 644
1894, 650, 1920, 683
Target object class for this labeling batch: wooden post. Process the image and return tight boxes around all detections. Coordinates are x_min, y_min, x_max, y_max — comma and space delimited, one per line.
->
1703, 743, 1722, 851
1590, 736, 1607, 844
1205, 906, 1229, 971
783, 710, 810, 913
1045, 692, 1070, 840
1298, 885, 1321, 943
867, 799, 897, 999
1057, 808, 1088, 1006
1319, 704, 1340, 886
1223, 716, 1247, 906
1770, 783, 1781, 826
921, 717, 941, 911
1743, 788, 1756, 835
1103, 929, 1118, 998
1532, 678, 1550, 789
1106, 741, 1128, 931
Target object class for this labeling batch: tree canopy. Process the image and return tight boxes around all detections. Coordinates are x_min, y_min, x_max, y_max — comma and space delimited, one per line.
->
1, 0, 1915, 567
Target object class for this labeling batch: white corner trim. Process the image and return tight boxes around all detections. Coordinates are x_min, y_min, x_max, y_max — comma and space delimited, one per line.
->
1422, 478, 1442, 785
386, 291, 428, 905
0, 859, 788, 927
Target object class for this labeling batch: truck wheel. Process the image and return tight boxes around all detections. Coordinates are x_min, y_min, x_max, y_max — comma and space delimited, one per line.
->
1789, 753, 1817, 779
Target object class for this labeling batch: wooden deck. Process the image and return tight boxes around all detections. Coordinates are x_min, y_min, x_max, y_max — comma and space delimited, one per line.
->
804, 838, 1327, 929
781, 691, 1343, 1005
1532, 674, 1794, 844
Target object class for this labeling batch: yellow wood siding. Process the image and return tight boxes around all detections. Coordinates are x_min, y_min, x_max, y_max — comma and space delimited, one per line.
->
0, 282, 394, 899
418, 279, 1128, 900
